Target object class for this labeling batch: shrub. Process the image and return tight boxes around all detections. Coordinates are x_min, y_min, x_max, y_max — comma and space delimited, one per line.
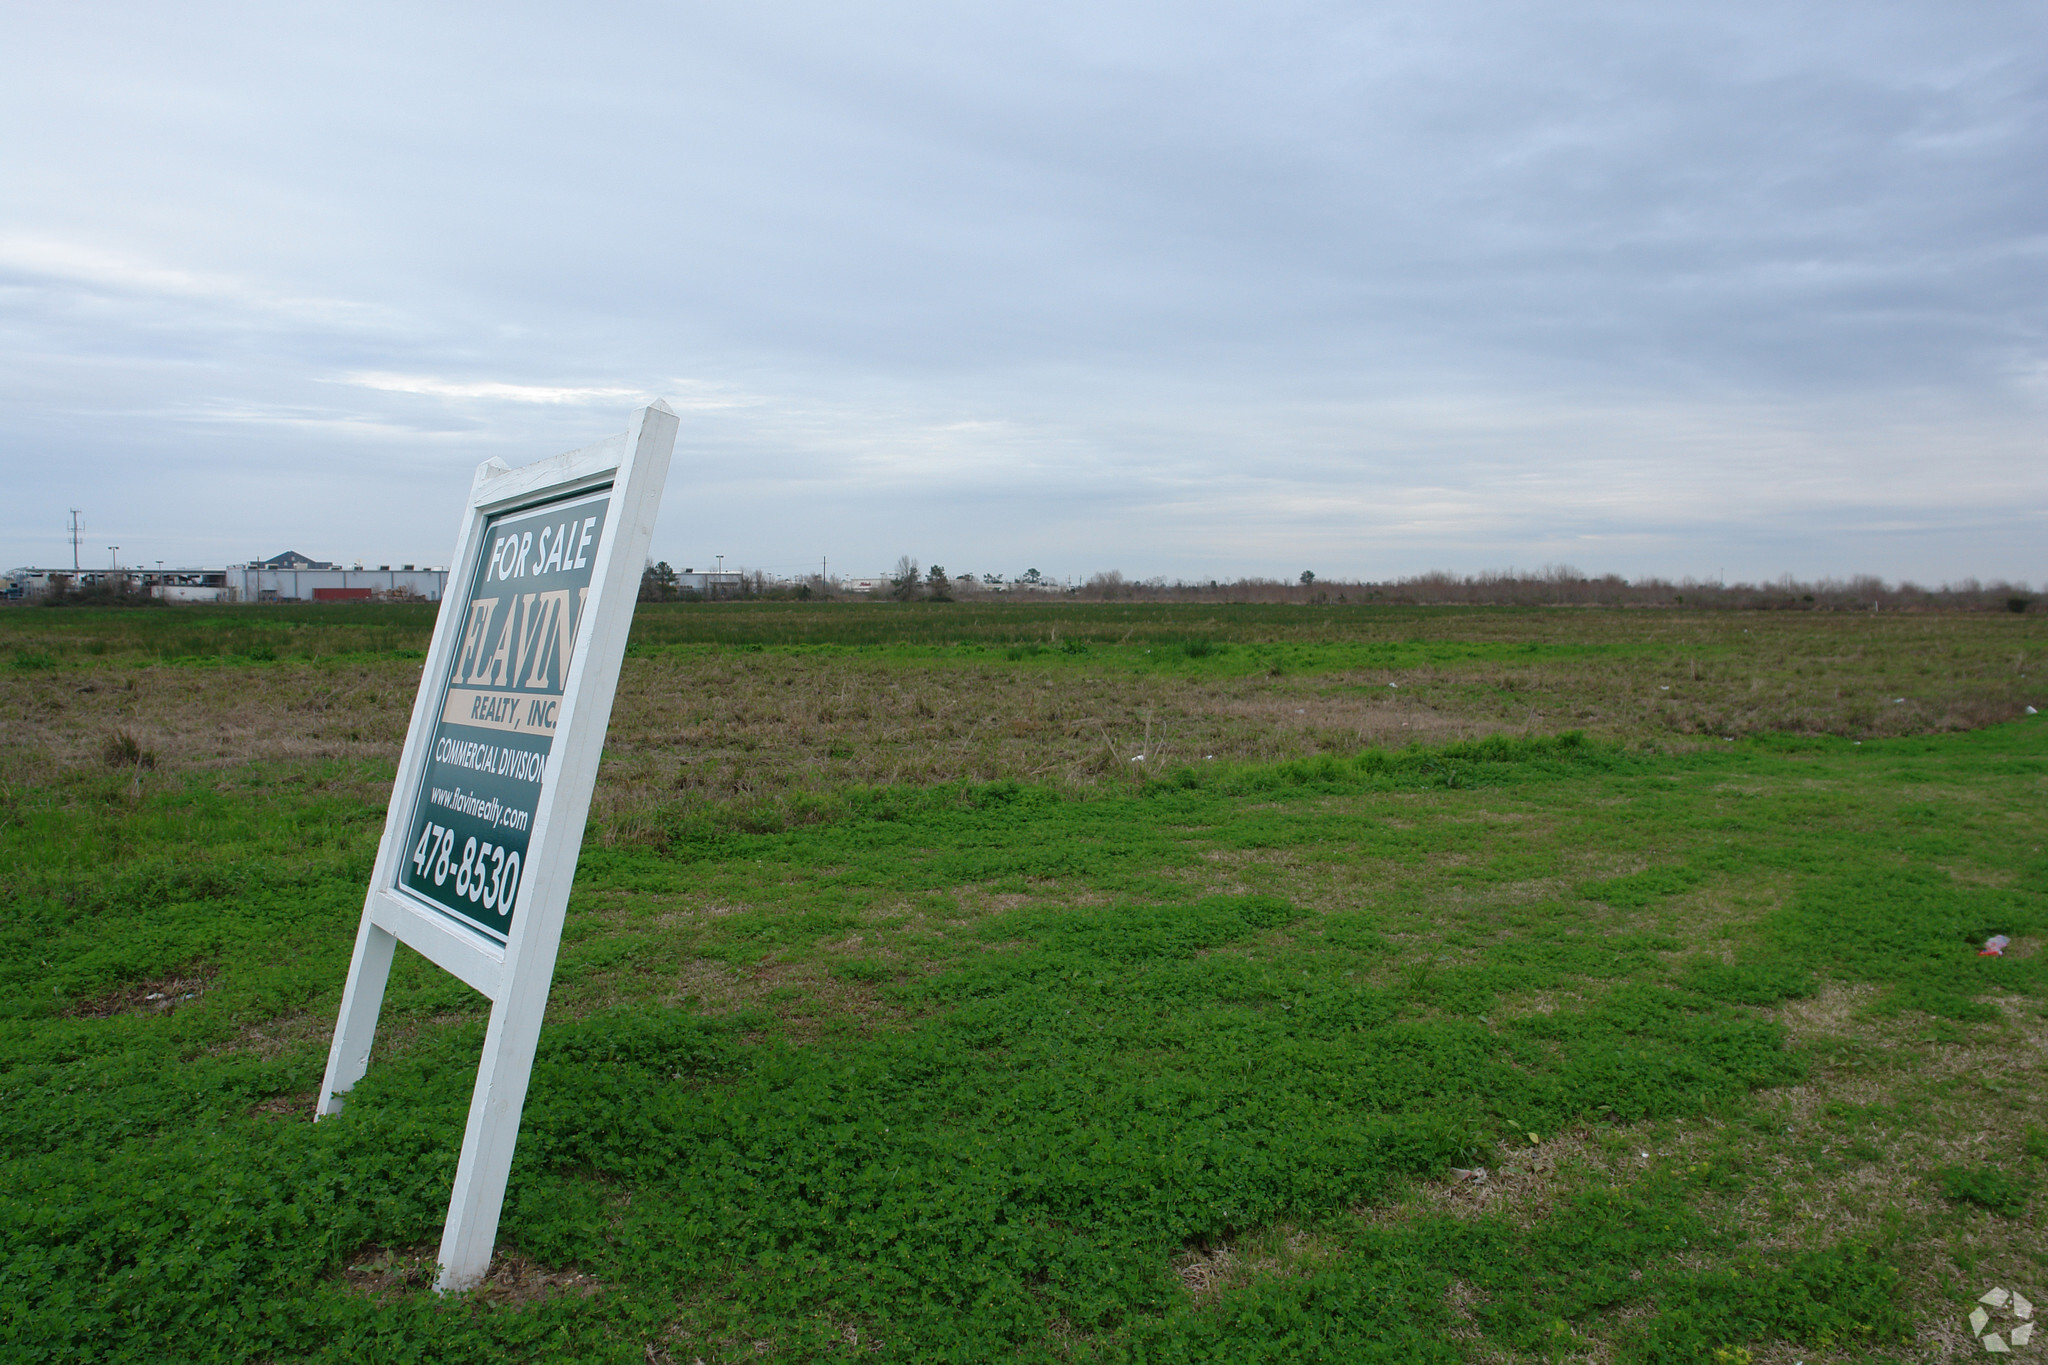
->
101, 730, 157, 770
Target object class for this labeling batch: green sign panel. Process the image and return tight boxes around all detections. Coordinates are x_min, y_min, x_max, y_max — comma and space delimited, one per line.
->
396, 488, 611, 942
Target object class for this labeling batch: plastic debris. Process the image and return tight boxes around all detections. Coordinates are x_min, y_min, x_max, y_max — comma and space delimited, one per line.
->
1980, 936, 2011, 957
2028, 706, 2039, 714
1130, 754, 1145, 762
1448, 1167, 1488, 1183
1973, 1307, 1991, 1334
1984, 1332, 2009, 1352
1982, 1289, 2011, 1308
2014, 1322, 2035, 1345
2015, 1293, 2033, 1320
1892, 697, 1906, 703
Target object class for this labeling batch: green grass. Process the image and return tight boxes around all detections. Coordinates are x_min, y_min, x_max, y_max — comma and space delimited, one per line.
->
3, 603, 2046, 1360
0, 601, 439, 665
4, 711, 2046, 1361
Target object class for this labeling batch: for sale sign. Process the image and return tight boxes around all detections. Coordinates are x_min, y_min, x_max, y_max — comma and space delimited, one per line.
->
320, 403, 674, 1295
395, 488, 610, 942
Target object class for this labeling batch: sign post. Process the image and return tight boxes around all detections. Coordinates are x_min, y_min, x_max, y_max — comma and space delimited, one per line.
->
317, 402, 677, 1292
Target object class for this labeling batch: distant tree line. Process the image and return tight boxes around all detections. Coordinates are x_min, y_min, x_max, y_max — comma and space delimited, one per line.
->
23, 575, 167, 609
638, 558, 2038, 613
1069, 566, 2039, 612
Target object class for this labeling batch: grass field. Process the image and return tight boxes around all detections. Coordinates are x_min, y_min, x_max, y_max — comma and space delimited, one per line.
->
3, 601, 2046, 1362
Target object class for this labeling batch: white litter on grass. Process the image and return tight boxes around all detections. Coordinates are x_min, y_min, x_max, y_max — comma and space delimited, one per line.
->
1973, 1307, 1991, 1334
1660, 686, 1670, 690
1130, 755, 1145, 762
1448, 1166, 1488, 1183
2015, 1292, 2033, 1319
1983, 1289, 2012, 1308
1986, 1331, 2010, 1352
2015, 1322, 2036, 1345
1892, 697, 1906, 703
2029, 706, 2039, 715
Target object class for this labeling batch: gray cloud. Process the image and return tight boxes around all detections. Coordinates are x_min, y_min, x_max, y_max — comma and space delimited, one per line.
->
2, 1, 2042, 583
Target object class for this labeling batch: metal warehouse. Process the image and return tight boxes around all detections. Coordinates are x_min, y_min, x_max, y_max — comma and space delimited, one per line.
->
4, 551, 448, 603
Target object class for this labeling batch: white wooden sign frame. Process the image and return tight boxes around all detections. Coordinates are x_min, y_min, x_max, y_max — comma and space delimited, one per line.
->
317, 402, 677, 1292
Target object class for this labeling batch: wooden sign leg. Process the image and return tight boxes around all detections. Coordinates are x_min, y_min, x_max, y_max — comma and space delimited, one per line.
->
433, 984, 551, 1291
317, 917, 397, 1119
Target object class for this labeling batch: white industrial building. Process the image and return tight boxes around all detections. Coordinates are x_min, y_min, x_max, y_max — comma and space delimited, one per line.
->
4, 551, 448, 603
672, 568, 744, 599
232, 551, 448, 602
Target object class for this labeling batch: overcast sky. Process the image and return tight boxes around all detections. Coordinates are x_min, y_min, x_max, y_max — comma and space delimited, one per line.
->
3, 2, 2043, 585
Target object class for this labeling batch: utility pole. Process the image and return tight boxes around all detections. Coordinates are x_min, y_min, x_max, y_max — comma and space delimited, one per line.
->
69, 510, 82, 571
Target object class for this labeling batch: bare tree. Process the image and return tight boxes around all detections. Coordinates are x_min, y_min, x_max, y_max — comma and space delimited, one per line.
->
889, 555, 922, 601
1083, 570, 1126, 600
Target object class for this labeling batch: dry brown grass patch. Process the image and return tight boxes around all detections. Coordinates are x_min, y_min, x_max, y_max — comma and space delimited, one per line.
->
1618, 984, 2048, 1356
658, 957, 912, 1044
1173, 1241, 1239, 1299
71, 966, 218, 1018
340, 1246, 602, 1305
1377, 1130, 1617, 1229
1216, 694, 1505, 749
1172, 1224, 1342, 1306
0, 663, 416, 774
219, 1009, 330, 1060
250, 1090, 318, 1121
